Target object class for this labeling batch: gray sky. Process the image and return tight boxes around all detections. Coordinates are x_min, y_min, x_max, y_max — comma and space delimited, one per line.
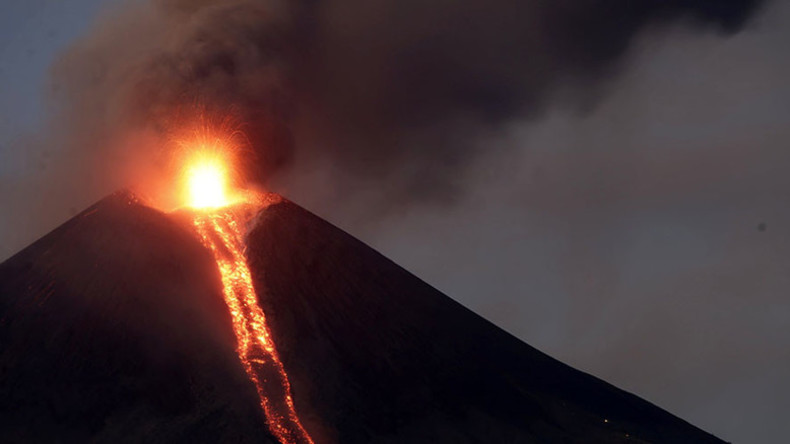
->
0, 0, 124, 250
0, 0, 119, 169
2, 1, 789, 443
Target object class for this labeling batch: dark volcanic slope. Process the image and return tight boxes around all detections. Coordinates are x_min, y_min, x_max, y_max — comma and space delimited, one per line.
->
0, 192, 275, 443
0, 192, 723, 443
246, 200, 724, 444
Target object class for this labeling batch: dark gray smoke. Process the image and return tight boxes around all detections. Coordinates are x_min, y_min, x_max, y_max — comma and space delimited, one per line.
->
49, 0, 764, 200
0, 0, 765, 259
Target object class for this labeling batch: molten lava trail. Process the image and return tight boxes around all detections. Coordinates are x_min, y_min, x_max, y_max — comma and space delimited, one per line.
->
193, 207, 314, 444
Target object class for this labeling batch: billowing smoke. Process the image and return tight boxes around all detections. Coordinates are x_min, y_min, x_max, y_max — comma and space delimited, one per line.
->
2, 0, 764, 256
53, 0, 765, 186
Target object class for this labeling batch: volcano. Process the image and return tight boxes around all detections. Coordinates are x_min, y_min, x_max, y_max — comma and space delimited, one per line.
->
0, 191, 723, 443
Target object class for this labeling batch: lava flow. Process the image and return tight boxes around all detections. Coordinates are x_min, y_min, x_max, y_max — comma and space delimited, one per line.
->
178, 149, 314, 444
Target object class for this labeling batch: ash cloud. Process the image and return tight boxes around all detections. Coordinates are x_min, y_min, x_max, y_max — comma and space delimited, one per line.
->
43, 0, 765, 202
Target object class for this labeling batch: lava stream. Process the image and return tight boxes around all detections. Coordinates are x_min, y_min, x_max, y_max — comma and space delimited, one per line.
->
192, 207, 314, 444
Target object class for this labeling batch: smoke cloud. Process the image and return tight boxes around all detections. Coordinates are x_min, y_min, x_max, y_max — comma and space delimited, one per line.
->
39, 0, 764, 201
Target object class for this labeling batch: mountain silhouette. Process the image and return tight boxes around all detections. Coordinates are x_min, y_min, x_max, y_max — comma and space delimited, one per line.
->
0, 191, 723, 443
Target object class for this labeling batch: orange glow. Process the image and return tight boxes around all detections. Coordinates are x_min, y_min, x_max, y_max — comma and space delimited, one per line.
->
179, 148, 239, 210
184, 152, 230, 208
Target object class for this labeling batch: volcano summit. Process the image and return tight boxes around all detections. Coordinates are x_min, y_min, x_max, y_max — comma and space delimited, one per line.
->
0, 191, 723, 443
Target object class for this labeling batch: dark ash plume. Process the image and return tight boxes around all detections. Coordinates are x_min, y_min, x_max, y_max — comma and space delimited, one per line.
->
2, 0, 761, 250
48, 0, 765, 202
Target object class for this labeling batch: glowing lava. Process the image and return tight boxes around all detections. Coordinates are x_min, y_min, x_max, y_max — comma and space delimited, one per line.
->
181, 150, 235, 209
179, 145, 314, 444
186, 161, 227, 208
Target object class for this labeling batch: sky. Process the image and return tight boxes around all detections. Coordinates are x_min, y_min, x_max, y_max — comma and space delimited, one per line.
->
1, 1, 788, 442
0, 0, 118, 169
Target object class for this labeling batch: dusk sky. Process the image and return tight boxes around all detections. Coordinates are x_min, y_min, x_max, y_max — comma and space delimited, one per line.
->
2, 1, 789, 442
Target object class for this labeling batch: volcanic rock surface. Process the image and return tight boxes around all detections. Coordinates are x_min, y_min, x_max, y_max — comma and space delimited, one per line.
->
0, 191, 723, 443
